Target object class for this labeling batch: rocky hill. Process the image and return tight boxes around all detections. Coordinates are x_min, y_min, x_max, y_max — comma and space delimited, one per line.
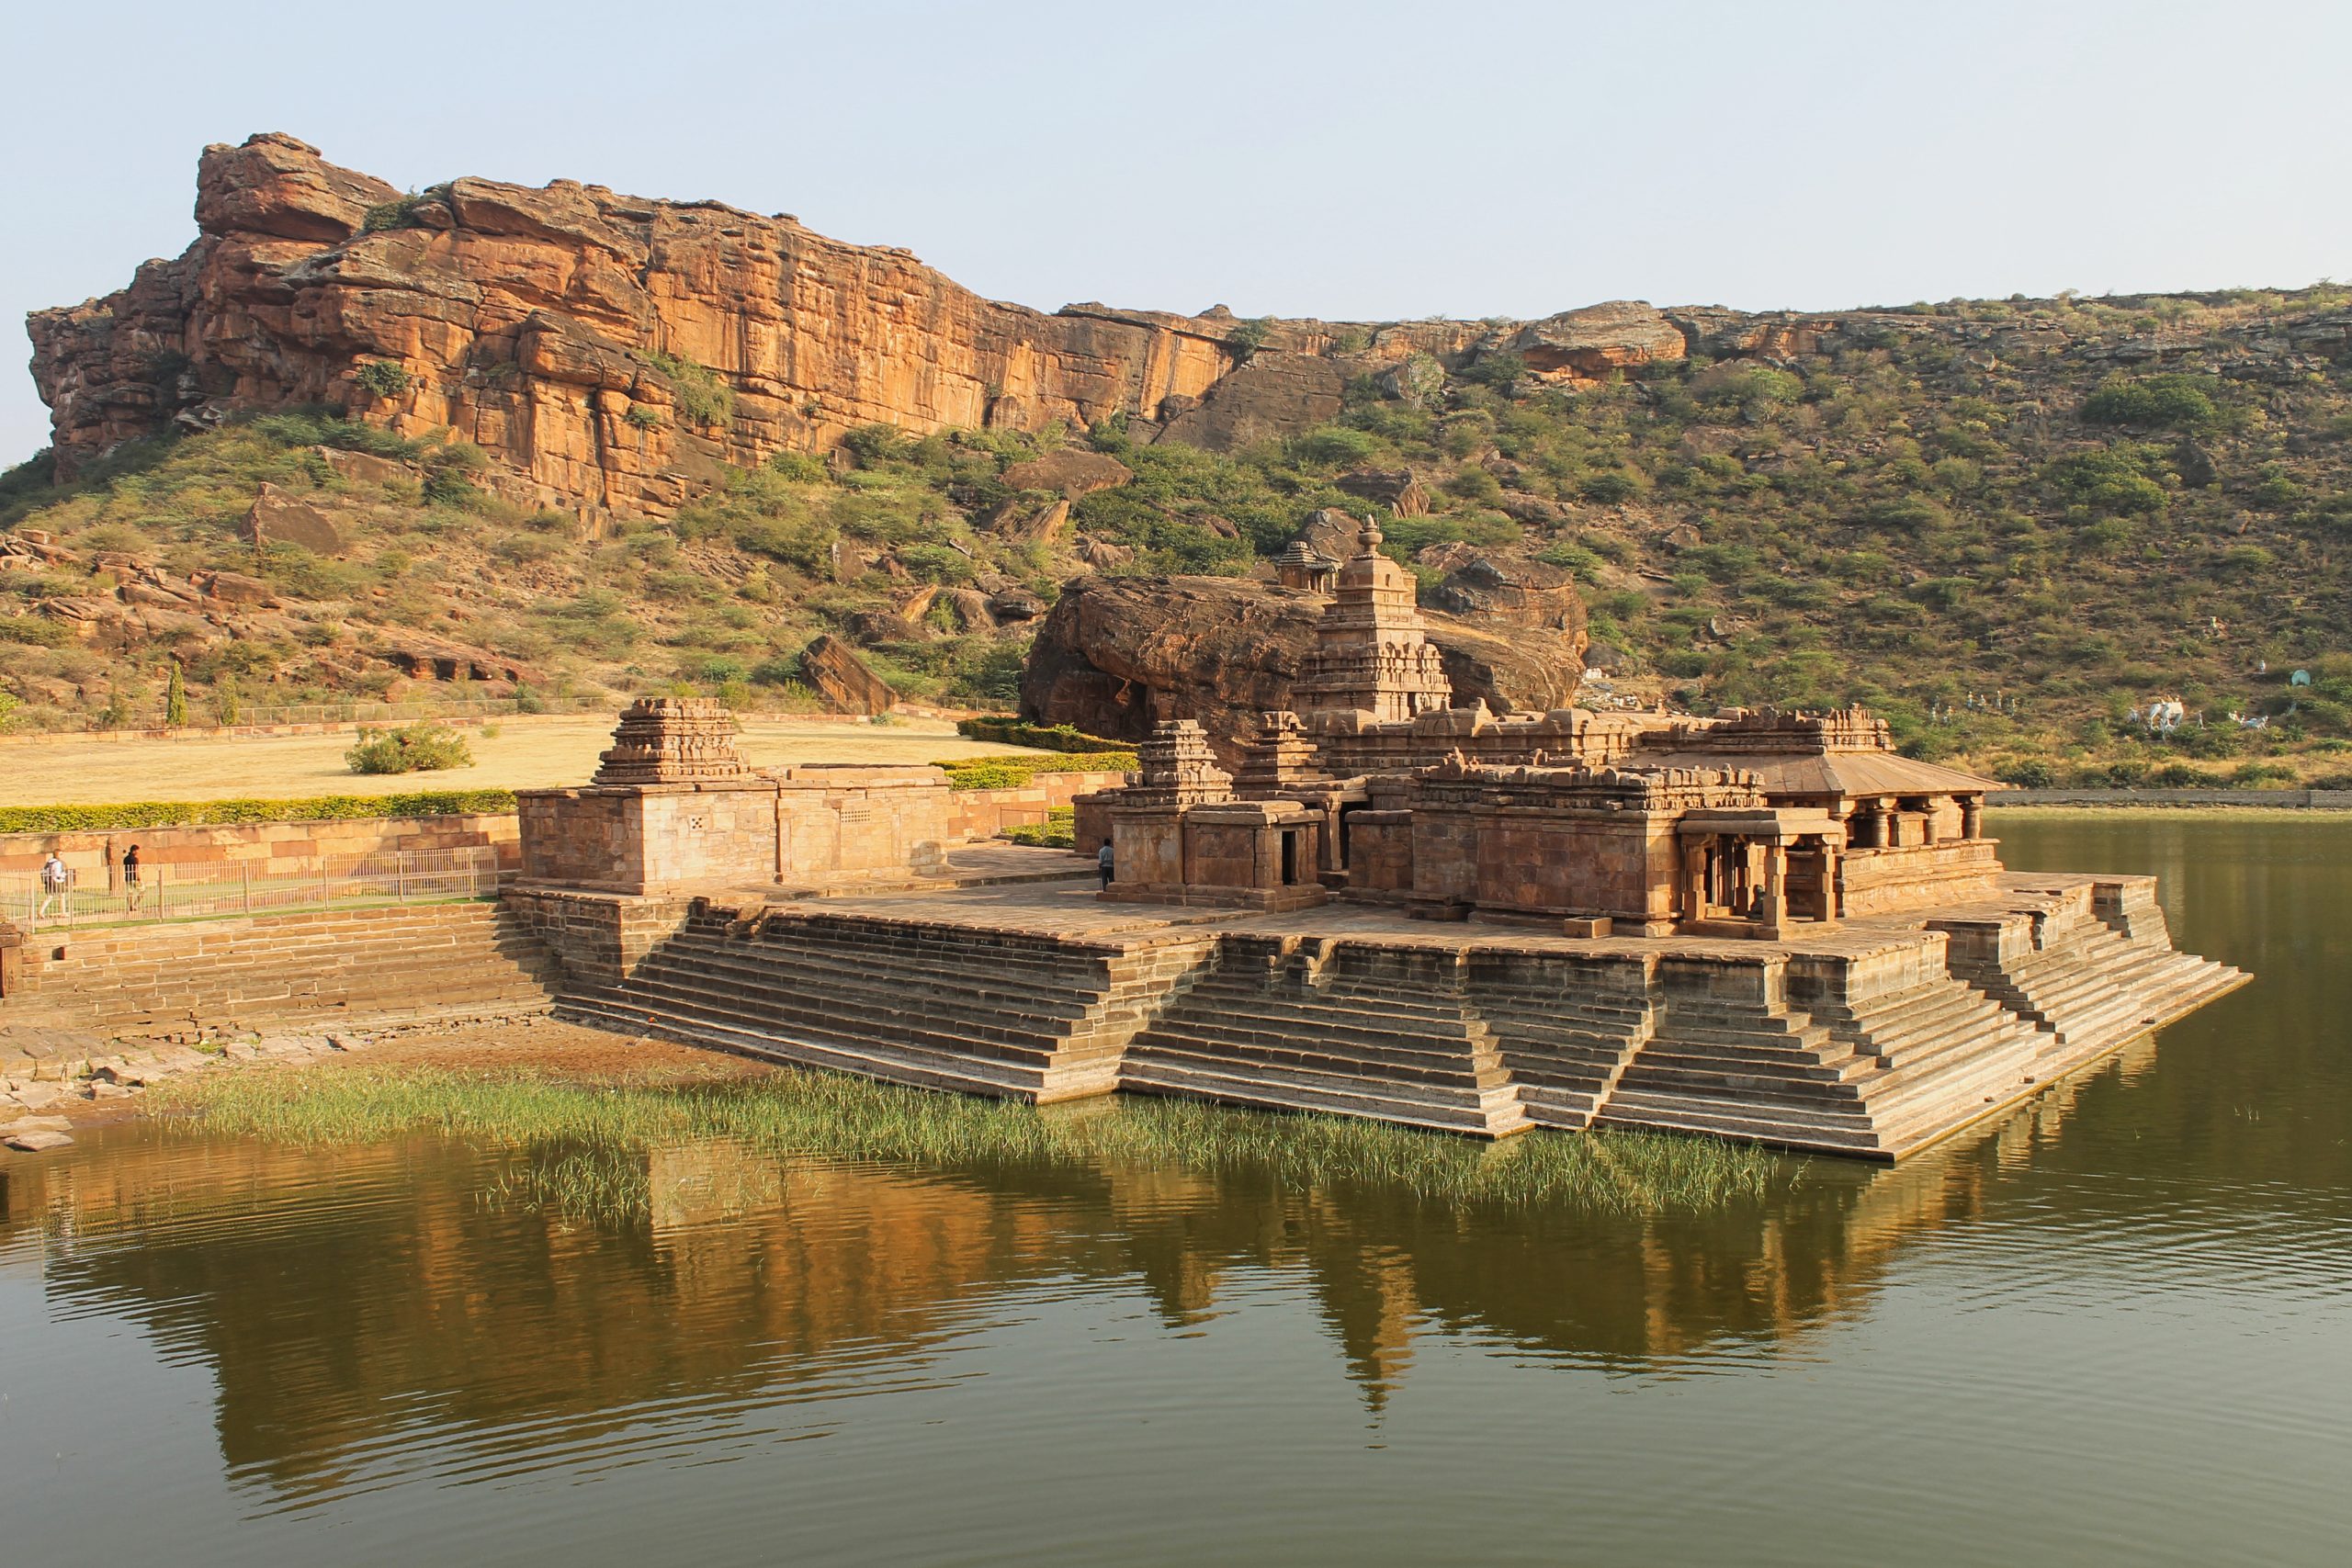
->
8, 133, 2352, 787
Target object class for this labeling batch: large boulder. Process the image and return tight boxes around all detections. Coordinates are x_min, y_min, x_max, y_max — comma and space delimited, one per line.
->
999, 448, 1133, 498
798, 632, 897, 714
1156, 354, 1349, 451
242, 483, 348, 555
1508, 301, 1687, 380
1020, 574, 1585, 763
1429, 554, 1585, 632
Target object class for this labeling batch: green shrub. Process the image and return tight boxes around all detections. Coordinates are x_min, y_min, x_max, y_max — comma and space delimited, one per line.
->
1005, 807, 1078, 848
1289, 425, 1378, 468
645, 351, 734, 428
1995, 759, 2054, 788
2081, 374, 2221, 433
346, 721, 475, 774
0, 615, 73, 648
931, 751, 1137, 790
1579, 472, 1637, 504
355, 360, 413, 398
1226, 318, 1273, 363
0, 789, 516, 834
766, 450, 831, 483
955, 717, 1128, 751
624, 404, 662, 431
2042, 447, 2169, 515
361, 192, 435, 232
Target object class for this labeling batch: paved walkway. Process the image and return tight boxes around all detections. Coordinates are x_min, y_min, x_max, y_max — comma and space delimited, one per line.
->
729, 852, 2111, 962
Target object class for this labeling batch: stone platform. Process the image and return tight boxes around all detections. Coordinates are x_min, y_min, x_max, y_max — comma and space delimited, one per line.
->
544, 856, 2248, 1160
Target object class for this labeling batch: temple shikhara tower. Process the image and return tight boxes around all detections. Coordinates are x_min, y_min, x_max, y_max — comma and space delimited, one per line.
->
1290, 523, 1453, 723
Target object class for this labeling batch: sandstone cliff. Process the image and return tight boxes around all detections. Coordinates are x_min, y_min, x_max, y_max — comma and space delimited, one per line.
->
26, 134, 1723, 517
1021, 575, 1586, 761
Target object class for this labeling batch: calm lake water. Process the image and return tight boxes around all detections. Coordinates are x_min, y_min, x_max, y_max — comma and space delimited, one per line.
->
2, 815, 2346, 1566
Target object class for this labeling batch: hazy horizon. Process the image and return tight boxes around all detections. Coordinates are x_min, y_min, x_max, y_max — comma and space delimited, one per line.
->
6, 0, 2348, 466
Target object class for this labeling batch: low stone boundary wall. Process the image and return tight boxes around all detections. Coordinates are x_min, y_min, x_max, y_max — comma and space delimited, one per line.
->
1991, 787, 2352, 808
0, 812, 521, 883
0, 774, 1118, 891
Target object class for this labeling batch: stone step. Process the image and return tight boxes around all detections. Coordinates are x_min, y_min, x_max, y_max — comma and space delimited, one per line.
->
1126, 1032, 1512, 1092
1136, 1000, 1485, 1059
560, 992, 1058, 1099
680, 925, 1114, 998
1612, 1055, 1872, 1108
643, 942, 1106, 1027
1179, 977, 1475, 1027
611, 975, 1077, 1069
1595, 1089, 1884, 1153
737, 918, 1129, 976
1119, 1056, 1531, 1138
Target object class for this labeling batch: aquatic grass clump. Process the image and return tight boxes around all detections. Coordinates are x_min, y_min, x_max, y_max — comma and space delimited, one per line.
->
156, 1063, 1803, 1224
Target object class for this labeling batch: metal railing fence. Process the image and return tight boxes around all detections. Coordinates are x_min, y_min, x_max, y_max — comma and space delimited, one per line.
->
6, 847, 510, 931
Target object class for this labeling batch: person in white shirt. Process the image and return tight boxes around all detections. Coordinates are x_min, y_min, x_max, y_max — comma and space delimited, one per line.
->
37, 853, 70, 919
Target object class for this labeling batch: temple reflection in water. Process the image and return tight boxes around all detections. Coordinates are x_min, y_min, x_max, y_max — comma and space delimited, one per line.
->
0, 1035, 2165, 1499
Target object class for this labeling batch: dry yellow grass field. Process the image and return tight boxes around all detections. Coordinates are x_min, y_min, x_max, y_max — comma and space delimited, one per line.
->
0, 716, 1042, 806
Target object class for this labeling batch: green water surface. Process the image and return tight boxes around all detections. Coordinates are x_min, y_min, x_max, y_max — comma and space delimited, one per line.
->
1, 814, 2345, 1565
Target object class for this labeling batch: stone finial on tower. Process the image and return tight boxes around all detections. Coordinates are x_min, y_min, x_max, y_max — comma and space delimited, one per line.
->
593, 696, 750, 785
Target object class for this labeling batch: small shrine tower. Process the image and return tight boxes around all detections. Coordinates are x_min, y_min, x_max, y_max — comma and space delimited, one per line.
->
1291, 521, 1453, 722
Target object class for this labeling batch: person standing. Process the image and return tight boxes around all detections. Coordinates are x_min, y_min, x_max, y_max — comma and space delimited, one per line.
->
37, 852, 70, 921
122, 844, 143, 914
1097, 839, 1114, 891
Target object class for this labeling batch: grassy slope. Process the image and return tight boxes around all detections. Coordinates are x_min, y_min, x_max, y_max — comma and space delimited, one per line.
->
5, 284, 2351, 786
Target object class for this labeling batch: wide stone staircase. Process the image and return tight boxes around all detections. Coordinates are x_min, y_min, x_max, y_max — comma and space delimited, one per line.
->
1802, 967, 2053, 1155
1595, 974, 1890, 1155
559, 905, 1211, 1101
1940, 894, 2245, 1077
1461, 953, 1654, 1131
7, 902, 560, 1039
1120, 938, 1534, 1136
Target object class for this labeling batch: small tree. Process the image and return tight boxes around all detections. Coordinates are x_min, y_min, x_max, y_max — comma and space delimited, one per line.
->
1226, 318, 1274, 364
214, 675, 242, 727
164, 661, 187, 728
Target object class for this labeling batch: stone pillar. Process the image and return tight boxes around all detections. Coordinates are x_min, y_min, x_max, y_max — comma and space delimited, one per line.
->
1818, 843, 1841, 923
1961, 796, 1984, 840
0, 919, 21, 998
1861, 799, 1891, 850
1761, 843, 1788, 925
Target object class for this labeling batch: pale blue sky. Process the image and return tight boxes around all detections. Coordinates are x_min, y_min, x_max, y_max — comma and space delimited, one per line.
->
6, 0, 2348, 464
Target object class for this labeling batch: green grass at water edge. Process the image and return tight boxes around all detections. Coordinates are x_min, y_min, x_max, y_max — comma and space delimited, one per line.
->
154, 1062, 1802, 1222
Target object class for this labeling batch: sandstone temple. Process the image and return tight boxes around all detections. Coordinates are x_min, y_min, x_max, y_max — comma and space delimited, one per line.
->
499, 551, 2245, 1159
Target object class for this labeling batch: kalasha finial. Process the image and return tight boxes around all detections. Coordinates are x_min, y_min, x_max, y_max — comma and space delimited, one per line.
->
1358, 513, 1383, 552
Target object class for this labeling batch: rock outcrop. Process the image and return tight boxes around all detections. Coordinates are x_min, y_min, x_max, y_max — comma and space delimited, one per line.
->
242, 483, 348, 555
797, 632, 897, 714
1428, 554, 1585, 632
26, 135, 1709, 519
1020, 575, 1585, 761
27, 135, 1253, 517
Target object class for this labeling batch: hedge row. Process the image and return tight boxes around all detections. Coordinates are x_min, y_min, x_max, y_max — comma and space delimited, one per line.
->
932, 751, 1136, 791
954, 717, 1129, 753
0, 789, 520, 835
